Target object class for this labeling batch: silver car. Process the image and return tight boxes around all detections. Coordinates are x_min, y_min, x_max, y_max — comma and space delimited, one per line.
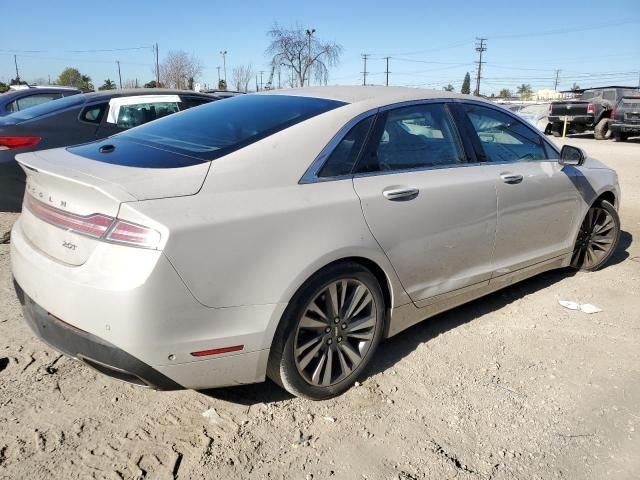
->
11, 87, 621, 400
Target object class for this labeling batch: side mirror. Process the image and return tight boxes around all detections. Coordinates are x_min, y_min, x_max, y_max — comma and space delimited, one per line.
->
559, 145, 586, 166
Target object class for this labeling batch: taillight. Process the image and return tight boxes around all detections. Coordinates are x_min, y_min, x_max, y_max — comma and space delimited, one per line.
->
24, 194, 161, 249
0, 136, 40, 150
587, 103, 595, 114
105, 220, 161, 248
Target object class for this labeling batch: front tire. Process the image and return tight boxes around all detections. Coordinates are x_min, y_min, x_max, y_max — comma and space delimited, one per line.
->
613, 131, 628, 142
268, 262, 385, 400
571, 200, 620, 271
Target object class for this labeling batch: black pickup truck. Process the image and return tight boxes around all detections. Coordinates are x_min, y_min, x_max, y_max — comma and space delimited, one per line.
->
609, 96, 640, 141
548, 86, 640, 139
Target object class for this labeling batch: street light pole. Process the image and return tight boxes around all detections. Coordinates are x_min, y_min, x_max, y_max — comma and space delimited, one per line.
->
116, 60, 122, 88
219, 51, 228, 85
305, 28, 315, 87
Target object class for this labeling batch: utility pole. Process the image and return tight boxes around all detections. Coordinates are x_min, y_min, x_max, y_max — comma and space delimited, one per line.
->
154, 43, 160, 87
220, 50, 228, 84
277, 68, 281, 89
305, 28, 316, 86
474, 38, 487, 96
116, 61, 122, 88
384, 56, 391, 86
259, 70, 265, 91
216, 66, 221, 84
361, 54, 370, 86
13, 55, 20, 83
255, 74, 259, 92
554, 69, 561, 91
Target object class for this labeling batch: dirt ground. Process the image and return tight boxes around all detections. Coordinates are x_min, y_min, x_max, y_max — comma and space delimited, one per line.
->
1, 135, 639, 480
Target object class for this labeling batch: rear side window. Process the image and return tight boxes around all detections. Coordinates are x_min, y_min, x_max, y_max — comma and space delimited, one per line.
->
116, 101, 179, 128
462, 104, 547, 163
318, 116, 373, 178
80, 103, 107, 124
356, 104, 465, 173
115, 95, 346, 161
6, 94, 85, 121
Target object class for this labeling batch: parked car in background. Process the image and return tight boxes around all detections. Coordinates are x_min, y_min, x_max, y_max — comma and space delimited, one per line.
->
516, 103, 552, 134
201, 89, 245, 98
10, 87, 621, 400
0, 85, 82, 117
0, 89, 218, 211
609, 95, 640, 142
548, 86, 640, 139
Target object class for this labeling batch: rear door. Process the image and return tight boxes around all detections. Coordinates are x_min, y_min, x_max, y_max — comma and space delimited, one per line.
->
456, 102, 579, 275
352, 102, 498, 306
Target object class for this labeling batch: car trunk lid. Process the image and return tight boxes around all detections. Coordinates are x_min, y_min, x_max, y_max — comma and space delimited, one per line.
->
550, 100, 590, 117
16, 146, 210, 265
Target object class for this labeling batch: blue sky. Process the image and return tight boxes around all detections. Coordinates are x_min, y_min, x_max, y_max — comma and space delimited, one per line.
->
1, 0, 639, 94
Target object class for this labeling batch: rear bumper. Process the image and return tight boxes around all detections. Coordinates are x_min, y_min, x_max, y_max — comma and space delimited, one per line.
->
10, 216, 284, 390
14, 278, 181, 390
548, 115, 594, 126
610, 122, 640, 134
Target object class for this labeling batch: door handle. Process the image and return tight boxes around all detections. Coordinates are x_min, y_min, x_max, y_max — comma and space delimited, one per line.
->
500, 173, 524, 184
382, 187, 419, 201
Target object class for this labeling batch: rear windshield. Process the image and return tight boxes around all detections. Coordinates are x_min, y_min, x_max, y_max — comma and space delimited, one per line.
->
581, 90, 600, 100
5, 94, 85, 121
111, 94, 346, 161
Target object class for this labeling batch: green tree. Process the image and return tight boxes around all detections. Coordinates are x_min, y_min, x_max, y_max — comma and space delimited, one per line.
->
498, 88, 512, 98
516, 83, 533, 100
443, 84, 455, 92
218, 79, 227, 90
570, 83, 580, 92
98, 79, 116, 90
56, 67, 94, 91
143, 80, 158, 88
0, 82, 9, 93
10, 78, 27, 86
461, 72, 471, 94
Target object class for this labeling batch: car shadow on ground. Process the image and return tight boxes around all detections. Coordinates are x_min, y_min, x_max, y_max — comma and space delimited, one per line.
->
199, 231, 633, 406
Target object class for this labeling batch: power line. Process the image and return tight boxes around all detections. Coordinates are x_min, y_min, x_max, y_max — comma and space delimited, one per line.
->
474, 38, 487, 96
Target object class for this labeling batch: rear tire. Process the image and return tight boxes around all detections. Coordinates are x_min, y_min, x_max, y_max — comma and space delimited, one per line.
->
267, 262, 386, 400
594, 118, 610, 140
551, 123, 563, 137
571, 200, 620, 271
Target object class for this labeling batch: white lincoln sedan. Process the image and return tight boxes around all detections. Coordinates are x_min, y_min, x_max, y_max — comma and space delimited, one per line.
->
11, 87, 620, 400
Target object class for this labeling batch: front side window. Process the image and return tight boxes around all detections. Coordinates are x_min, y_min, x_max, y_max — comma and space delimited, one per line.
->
318, 116, 373, 178
357, 103, 465, 173
462, 104, 547, 163
116, 101, 180, 128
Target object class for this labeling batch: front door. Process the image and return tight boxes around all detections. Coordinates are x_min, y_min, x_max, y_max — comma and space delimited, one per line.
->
352, 102, 498, 305
457, 102, 579, 274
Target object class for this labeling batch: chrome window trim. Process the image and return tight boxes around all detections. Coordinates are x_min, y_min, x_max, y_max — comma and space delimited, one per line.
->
299, 97, 560, 185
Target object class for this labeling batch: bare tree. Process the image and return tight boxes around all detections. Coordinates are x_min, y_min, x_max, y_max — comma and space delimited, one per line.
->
232, 64, 254, 92
159, 50, 203, 89
266, 23, 342, 87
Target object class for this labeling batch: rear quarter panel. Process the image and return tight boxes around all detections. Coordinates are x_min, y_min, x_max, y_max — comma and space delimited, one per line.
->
129, 106, 410, 310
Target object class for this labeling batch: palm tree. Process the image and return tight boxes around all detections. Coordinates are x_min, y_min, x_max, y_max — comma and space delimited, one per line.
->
99, 79, 116, 91
516, 84, 533, 100
443, 84, 455, 92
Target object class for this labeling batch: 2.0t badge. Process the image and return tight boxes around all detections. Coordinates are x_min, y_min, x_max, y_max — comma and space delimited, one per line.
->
62, 241, 77, 251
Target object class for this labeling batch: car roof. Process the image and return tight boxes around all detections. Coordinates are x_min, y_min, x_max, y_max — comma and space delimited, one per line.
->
258, 85, 477, 110
78, 89, 219, 102
1, 86, 81, 98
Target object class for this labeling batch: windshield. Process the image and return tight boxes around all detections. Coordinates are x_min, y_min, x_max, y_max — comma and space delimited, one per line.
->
111, 94, 346, 161
5, 94, 85, 122
581, 90, 599, 100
